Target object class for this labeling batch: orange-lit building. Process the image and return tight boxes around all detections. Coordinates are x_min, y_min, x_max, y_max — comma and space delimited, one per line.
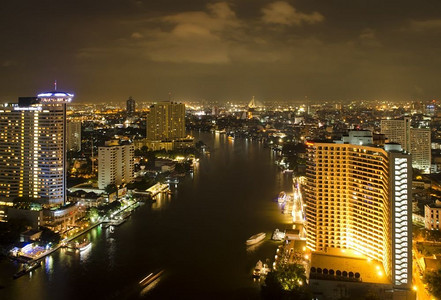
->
305, 131, 412, 291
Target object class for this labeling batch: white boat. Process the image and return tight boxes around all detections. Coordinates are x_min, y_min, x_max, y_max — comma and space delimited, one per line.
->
253, 260, 263, 278
246, 232, 266, 245
278, 191, 287, 203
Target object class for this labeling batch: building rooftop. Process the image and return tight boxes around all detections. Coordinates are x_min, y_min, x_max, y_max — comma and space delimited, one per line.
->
310, 248, 391, 284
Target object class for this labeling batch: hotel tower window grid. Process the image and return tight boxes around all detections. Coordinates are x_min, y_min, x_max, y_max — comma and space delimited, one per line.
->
305, 142, 412, 289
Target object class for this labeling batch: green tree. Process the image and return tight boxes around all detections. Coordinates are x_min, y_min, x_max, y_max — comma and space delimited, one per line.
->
261, 264, 309, 300
424, 269, 441, 299
104, 184, 117, 194
88, 207, 99, 222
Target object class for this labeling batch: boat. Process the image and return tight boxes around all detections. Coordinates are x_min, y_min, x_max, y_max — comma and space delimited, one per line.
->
228, 135, 235, 141
246, 232, 266, 245
77, 239, 91, 251
13, 261, 41, 279
271, 228, 286, 241
139, 270, 164, 287
278, 191, 287, 203
253, 260, 263, 278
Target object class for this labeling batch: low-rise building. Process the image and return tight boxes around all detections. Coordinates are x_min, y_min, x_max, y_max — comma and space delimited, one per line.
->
425, 200, 441, 230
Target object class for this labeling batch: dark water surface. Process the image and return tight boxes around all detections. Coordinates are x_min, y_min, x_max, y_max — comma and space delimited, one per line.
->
0, 132, 293, 300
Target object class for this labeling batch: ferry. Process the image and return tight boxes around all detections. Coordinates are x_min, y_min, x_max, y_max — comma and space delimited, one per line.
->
139, 270, 164, 287
253, 260, 263, 278
278, 191, 287, 203
13, 261, 41, 279
246, 232, 266, 246
77, 239, 92, 252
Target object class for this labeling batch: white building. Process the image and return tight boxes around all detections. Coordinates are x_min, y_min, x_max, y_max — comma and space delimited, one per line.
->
98, 141, 134, 190
425, 200, 441, 230
0, 92, 72, 205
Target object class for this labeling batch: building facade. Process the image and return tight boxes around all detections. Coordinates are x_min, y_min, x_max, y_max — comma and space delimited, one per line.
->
98, 141, 134, 190
0, 92, 72, 205
146, 102, 185, 141
126, 96, 135, 116
381, 117, 431, 173
425, 201, 441, 230
410, 127, 431, 174
67, 121, 81, 152
305, 135, 412, 290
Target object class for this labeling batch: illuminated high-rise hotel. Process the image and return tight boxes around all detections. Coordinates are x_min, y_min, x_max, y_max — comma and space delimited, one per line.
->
147, 102, 185, 141
0, 91, 72, 205
305, 131, 412, 290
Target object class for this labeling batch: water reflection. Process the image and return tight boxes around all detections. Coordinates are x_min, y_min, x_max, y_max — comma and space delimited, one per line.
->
44, 256, 53, 274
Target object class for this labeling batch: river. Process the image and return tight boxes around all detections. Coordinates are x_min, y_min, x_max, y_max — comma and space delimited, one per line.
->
0, 131, 293, 300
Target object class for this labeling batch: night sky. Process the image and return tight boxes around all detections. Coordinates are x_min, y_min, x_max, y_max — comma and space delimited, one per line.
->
1, 0, 441, 102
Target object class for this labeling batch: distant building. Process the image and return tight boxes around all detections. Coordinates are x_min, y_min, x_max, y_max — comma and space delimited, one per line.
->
126, 96, 135, 116
67, 121, 81, 152
98, 141, 134, 190
305, 131, 412, 291
410, 128, 431, 173
425, 200, 441, 230
0, 91, 72, 205
146, 102, 185, 141
381, 117, 431, 173
380, 117, 411, 151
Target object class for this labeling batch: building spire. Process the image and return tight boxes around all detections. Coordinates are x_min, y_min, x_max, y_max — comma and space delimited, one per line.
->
54, 80, 57, 91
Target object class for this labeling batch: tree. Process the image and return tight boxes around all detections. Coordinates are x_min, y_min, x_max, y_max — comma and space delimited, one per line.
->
104, 184, 117, 194
261, 264, 310, 300
424, 269, 441, 299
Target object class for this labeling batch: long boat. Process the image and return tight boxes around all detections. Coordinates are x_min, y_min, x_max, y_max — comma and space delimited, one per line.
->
13, 261, 41, 279
139, 270, 164, 287
246, 232, 266, 246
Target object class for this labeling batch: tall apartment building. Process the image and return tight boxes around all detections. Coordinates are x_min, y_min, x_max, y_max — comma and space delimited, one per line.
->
146, 102, 185, 141
98, 141, 134, 190
381, 117, 431, 173
305, 131, 412, 290
126, 96, 135, 116
67, 121, 81, 152
0, 91, 72, 205
410, 127, 431, 173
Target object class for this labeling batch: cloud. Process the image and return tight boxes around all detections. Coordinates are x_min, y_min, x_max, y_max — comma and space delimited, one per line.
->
408, 19, 441, 31
131, 32, 143, 39
261, 1, 324, 26
358, 28, 381, 47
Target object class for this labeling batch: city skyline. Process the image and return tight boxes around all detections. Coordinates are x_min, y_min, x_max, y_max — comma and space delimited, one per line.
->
2, 1, 441, 102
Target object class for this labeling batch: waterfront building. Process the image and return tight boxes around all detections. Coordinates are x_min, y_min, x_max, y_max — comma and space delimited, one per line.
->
0, 91, 72, 205
305, 131, 412, 291
381, 117, 431, 173
425, 200, 441, 230
146, 102, 185, 141
98, 141, 134, 190
67, 121, 81, 152
127, 96, 135, 116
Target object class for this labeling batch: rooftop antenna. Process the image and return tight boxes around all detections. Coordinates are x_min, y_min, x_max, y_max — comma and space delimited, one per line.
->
54, 80, 57, 91
168, 91, 172, 102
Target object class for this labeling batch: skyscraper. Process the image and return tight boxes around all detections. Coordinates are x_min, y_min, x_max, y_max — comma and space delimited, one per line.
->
67, 121, 81, 152
305, 131, 412, 290
0, 91, 72, 205
126, 96, 135, 116
381, 117, 431, 173
146, 102, 185, 141
98, 141, 134, 190
380, 117, 411, 152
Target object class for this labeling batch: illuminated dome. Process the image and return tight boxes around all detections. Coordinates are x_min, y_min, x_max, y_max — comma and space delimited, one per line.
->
37, 91, 74, 103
